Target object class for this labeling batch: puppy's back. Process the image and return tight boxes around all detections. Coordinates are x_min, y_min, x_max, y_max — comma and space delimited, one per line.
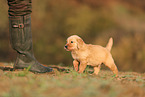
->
87, 44, 108, 57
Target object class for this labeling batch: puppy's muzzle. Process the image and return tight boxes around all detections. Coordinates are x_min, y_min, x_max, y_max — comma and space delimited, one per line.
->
64, 45, 69, 51
64, 45, 68, 49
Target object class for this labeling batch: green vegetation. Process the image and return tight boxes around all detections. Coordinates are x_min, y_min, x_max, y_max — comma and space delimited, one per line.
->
0, 0, 145, 72
0, 64, 144, 97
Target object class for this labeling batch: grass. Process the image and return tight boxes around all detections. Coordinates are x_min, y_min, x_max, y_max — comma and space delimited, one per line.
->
0, 64, 144, 97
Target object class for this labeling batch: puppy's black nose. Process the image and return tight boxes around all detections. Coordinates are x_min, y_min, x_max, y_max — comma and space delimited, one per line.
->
65, 45, 68, 49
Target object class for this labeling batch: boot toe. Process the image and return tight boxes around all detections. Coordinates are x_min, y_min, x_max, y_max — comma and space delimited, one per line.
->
31, 63, 54, 73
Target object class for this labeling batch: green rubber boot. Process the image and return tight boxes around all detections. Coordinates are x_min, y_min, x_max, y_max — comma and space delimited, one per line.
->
9, 14, 53, 73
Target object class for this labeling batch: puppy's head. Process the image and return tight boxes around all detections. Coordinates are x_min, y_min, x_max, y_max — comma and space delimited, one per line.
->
64, 35, 85, 51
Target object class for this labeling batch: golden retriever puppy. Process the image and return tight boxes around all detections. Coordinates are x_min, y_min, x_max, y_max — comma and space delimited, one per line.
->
64, 35, 118, 77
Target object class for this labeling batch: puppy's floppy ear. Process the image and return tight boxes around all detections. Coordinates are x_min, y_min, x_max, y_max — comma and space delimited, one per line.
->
77, 38, 84, 49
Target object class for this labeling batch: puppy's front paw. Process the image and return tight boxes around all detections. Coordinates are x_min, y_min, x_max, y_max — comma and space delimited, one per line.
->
78, 70, 83, 74
74, 66, 78, 72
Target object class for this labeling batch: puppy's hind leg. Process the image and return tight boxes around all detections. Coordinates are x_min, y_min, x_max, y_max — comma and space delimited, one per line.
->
109, 63, 118, 77
104, 57, 118, 77
93, 64, 101, 75
73, 60, 79, 71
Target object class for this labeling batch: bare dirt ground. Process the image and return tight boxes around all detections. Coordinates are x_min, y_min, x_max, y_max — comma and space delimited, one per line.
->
0, 62, 144, 97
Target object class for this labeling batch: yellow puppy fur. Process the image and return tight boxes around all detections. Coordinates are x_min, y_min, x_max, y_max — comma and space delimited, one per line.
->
64, 35, 118, 77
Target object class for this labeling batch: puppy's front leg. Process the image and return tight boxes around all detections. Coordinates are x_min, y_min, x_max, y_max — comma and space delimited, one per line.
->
93, 64, 101, 75
78, 62, 87, 73
73, 60, 79, 71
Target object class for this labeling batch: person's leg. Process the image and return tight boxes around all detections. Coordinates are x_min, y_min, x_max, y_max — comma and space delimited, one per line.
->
7, 0, 53, 73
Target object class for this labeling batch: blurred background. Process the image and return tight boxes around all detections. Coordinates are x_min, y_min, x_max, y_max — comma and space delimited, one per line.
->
0, 0, 145, 72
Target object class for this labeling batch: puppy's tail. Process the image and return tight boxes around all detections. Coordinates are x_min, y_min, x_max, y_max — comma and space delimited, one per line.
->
106, 37, 113, 52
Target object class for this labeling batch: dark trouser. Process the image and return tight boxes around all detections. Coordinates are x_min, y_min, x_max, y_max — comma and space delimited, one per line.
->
7, 0, 53, 73
8, 0, 32, 16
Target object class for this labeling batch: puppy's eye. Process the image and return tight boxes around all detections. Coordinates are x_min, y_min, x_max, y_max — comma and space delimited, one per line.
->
71, 41, 73, 43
